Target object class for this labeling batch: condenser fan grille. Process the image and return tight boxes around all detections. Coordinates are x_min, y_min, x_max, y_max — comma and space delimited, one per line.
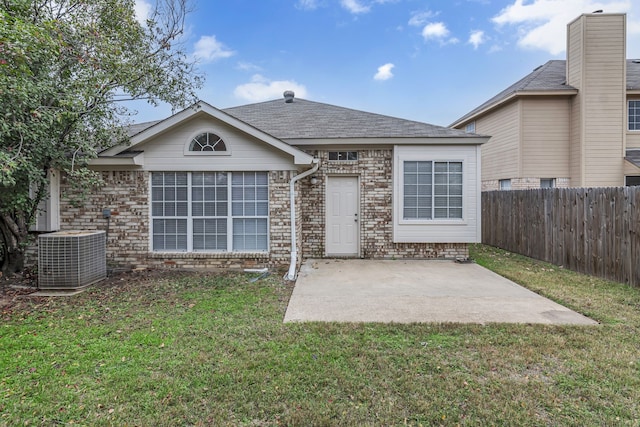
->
38, 231, 106, 289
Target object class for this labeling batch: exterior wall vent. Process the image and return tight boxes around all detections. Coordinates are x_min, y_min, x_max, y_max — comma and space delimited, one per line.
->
38, 230, 107, 289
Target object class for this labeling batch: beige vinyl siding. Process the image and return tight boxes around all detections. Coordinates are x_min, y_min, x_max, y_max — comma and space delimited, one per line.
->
521, 97, 571, 177
582, 15, 625, 186
569, 95, 583, 186
567, 14, 626, 187
628, 132, 640, 149
567, 16, 584, 186
566, 16, 583, 87
137, 116, 297, 171
475, 100, 520, 181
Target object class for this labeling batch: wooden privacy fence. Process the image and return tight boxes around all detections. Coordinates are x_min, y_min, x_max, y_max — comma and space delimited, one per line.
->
482, 187, 640, 287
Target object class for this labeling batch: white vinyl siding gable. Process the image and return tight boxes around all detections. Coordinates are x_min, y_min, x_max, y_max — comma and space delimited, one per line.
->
138, 116, 298, 172
393, 145, 481, 243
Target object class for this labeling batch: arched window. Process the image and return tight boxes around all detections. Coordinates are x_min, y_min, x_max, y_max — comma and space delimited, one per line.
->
189, 132, 227, 152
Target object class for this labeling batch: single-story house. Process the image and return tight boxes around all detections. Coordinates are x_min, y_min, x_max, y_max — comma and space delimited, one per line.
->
39, 92, 488, 279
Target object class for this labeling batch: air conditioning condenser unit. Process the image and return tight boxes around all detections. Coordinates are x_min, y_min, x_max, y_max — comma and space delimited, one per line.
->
38, 230, 107, 289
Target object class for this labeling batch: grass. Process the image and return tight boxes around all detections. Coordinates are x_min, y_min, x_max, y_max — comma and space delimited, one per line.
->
1, 245, 639, 426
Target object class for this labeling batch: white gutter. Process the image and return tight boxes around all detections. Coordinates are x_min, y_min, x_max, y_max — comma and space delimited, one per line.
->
285, 158, 320, 281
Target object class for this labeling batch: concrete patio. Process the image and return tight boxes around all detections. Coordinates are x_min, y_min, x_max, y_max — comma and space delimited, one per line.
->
284, 259, 598, 325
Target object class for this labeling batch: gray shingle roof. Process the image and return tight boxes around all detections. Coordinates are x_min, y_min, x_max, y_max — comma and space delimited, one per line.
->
223, 98, 475, 139
626, 149, 640, 167
628, 60, 640, 90
452, 59, 640, 126
126, 120, 162, 137
451, 60, 575, 126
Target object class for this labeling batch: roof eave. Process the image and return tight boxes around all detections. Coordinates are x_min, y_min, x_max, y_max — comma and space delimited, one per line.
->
89, 152, 145, 166
102, 101, 315, 166
284, 136, 489, 146
449, 89, 578, 128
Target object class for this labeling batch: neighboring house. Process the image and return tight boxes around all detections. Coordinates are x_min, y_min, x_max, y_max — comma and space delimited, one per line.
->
450, 12, 640, 191
37, 92, 487, 277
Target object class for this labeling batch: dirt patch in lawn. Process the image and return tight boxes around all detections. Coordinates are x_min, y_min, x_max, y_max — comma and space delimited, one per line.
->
1, 269, 175, 316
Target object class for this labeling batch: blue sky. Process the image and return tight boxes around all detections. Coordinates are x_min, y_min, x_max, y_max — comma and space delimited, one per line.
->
131, 0, 640, 127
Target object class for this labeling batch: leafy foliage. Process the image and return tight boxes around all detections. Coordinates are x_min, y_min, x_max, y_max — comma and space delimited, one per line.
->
0, 0, 203, 273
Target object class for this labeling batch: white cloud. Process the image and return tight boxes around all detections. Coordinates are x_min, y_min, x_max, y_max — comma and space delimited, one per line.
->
420, 22, 458, 45
492, 0, 635, 56
337, 0, 398, 15
374, 63, 395, 81
341, 0, 370, 14
422, 22, 449, 40
234, 75, 308, 102
296, 0, 320, 10
468, 30, 486, 49
193, 35, 235, 63
236, 62, 262, 72
408, 10, 437, 27
134, 0, 152, 24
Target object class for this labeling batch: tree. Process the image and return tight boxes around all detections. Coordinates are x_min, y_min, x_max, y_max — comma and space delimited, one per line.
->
0, 0, 203, 274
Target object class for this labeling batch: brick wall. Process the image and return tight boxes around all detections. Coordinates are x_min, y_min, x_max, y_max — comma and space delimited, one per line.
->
300, 149, 469, 260
30, 155, 470, 273
52, 170, 293, 271
482, 177, 571, 191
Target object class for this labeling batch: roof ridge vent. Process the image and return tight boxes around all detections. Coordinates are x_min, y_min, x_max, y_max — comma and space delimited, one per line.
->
283, 90, 295, 103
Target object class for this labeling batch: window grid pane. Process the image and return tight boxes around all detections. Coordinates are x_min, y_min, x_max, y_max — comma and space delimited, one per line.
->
403, 161, 462, 220
151, 173, 188, 251
233, 218, 268, 251
152, 219, 187, 251
150, 172, 188, 217
403, 161, 432, 219
630, 101, 640, 131
191, 172, 228, 217
189, 132, 227, 152
231, 172, 269, 218
193, 219, 227, 251
151, 171, 269, 253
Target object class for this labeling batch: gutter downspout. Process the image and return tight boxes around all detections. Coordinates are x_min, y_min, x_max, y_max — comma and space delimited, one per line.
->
285, 158, 320, 281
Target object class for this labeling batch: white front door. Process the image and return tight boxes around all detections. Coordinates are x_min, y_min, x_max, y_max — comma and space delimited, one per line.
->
326, 176, 359, 256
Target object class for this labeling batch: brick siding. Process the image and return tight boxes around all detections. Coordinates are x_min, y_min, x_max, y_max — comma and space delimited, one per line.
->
30, 152, 470, 272
482, 177, 571, 191
300, 149, 469, 260
50, 170, 293, 271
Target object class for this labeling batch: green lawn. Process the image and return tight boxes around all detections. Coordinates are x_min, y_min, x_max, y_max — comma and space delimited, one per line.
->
1, 245, 639, 426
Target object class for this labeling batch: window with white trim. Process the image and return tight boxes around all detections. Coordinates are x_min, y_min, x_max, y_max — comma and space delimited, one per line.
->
189, 132, 227, 152
499, 179, 511, 190
403, 161, 463, 220
629, 100, 640, 131
465, 122, 476, 133
151, 172, 268, 252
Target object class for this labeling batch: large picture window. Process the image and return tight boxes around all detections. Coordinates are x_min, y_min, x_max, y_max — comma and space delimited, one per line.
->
151, 172, 268, 252
403, 161, 462, 220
